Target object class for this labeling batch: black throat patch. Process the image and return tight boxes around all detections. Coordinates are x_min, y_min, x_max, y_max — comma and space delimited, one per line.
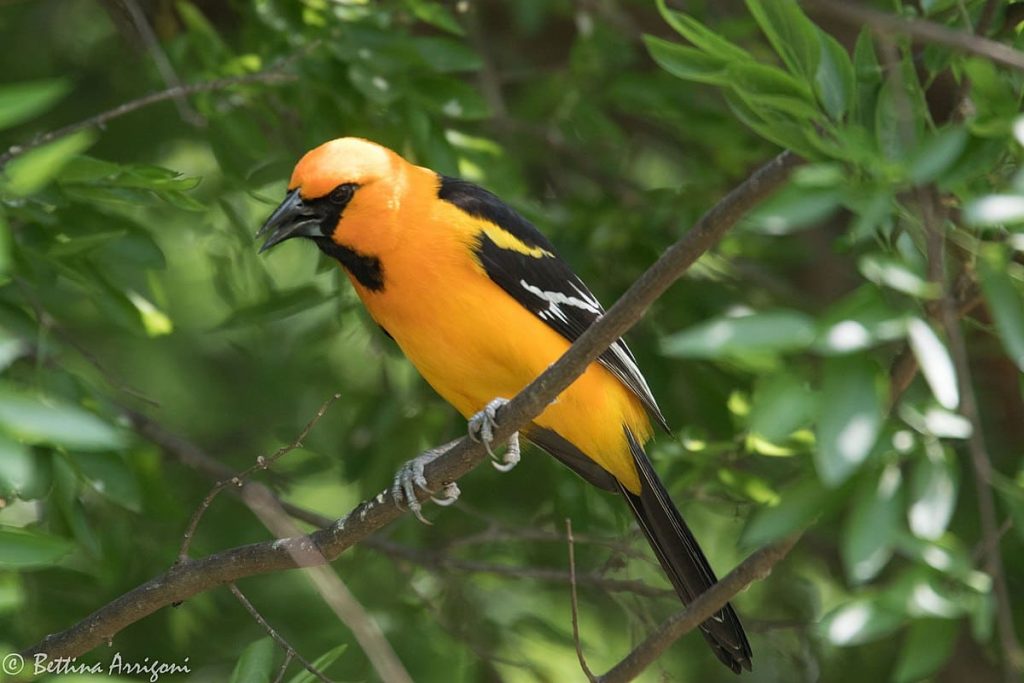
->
313, 237, 385, 291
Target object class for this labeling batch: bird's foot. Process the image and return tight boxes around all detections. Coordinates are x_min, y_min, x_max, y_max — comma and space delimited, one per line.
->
468, 398, 521, 473
392, 440, 461, 525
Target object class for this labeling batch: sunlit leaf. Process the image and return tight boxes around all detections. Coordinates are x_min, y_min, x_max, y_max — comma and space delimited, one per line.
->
908, 126, 968, 183
661, 310, 816, 359
859, 255, 940, 299
964, 194, 1024, 226
2, 131, 95, 196
820, 599, 904, 646
815, 355, 886, 487
0, 387, 124, 451
842, 465, 902, 583
908, 444, 957, 540
907, 318, 958, 410
745, 0, 820, 84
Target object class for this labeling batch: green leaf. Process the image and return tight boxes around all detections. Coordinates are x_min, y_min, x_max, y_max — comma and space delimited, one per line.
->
727, 62, 818, 120
0, 526, 73, 569
748, 373, 817, 443
820, 599, 904, 646
0, 212, 9, 277
741, 478, 832, 548
815, 285, 907, 354
816, 33, 855, 120
0, 434, 37, 499
893, 619, 958, 683
977, 245, 1024, 371
74, 452, 142, 512
743, 185, 841, 234
0, 387, 125, 451
229, 637, 275, 683
654, 0, 751, 62
660, 310, 816, 359
412, 37, 482, 73
842, 465, 902, 583
644, 36, 731, 86
414, 77, 491, 120
908, 444, 957, 540
404, 0, 464, 35
908, 127, 968, 184
2, 131, 96, 196
745, 0, 821, 83
964, 194, 1024, 227
815, 355, 886, 487
0, 79, 69, 131
858, 255, 940, 299
907, 318, 959, 410
285, 644, 348, 683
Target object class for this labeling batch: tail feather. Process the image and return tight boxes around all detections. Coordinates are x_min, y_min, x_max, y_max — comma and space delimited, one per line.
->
621, 430, 752, 674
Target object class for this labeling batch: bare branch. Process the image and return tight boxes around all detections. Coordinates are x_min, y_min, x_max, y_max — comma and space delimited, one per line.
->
805, 0, 1024, 71
21, 149, 800, 663
595, 533, 802, 683
229, 584, 333, 683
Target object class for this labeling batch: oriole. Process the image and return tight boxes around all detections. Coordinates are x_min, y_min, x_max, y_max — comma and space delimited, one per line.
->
257, 137, 751, 672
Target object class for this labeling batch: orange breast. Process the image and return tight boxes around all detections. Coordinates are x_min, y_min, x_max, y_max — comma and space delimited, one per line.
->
345, 198, 650, 493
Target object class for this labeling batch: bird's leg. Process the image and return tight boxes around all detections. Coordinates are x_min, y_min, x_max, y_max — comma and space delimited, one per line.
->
392, 438, 462, 525
468, 397, 521, 473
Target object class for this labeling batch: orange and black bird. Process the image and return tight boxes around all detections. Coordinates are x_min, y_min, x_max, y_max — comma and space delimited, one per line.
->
257, 137, 752, 672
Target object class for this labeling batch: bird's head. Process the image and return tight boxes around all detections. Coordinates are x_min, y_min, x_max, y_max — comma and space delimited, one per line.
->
256, 137, 411, 258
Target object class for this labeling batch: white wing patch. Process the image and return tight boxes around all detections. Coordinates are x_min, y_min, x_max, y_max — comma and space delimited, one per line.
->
520, 279, 601, 323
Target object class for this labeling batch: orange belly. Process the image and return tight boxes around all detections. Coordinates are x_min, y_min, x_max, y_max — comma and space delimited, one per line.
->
349, 261, 650, 493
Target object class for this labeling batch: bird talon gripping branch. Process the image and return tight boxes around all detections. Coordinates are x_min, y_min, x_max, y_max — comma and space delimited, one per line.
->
258, 138, 752, 672
468, 398, 521, 472
390, 445, 457, 525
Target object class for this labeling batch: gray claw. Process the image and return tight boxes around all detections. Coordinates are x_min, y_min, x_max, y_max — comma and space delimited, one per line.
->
468, 398, 521, 473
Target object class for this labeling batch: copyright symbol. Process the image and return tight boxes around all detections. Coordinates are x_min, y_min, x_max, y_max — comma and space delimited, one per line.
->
1, 653, 23, 675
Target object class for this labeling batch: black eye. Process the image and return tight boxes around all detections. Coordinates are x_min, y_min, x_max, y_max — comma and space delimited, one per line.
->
329, 183, 355, 206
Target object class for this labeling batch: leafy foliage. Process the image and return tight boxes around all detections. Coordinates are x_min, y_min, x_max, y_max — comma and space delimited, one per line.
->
0, 1, 1021, 681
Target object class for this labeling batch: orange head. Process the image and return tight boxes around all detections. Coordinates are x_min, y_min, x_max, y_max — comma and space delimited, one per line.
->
257, 138, 429, 289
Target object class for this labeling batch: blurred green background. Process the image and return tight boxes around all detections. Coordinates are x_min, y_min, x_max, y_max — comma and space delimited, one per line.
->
0, 0, 1022, 681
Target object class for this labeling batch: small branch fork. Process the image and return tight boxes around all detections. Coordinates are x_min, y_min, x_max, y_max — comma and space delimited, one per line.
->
177, 393, 341, 561
19, 150, 802, 679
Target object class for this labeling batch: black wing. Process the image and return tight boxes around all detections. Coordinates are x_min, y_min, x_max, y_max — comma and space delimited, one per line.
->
438, 175, 668, 431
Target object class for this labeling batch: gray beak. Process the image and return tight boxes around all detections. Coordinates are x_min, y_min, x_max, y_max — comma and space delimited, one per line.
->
256, 189, 322, 253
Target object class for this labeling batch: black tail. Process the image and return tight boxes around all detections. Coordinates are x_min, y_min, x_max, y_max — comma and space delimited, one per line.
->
620, 430, 752, 674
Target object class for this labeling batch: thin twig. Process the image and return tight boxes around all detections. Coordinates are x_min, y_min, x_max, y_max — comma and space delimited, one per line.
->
229, 583, 333, 683
595, 533, 802, 683
272, 651, 295, 683
805, 0, 1024, 71
177, 393, 341, 561
0, 66, 297, 168
20, 150, 800, 663
367, 538, 673, 598
122, 0, 204, 126
567, 519, 598, 683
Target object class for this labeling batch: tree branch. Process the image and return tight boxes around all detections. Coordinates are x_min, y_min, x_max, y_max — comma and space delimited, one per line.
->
0, 58, 302, 168
805, 0, 1024, 72
21, 149, 801, 662
595, 533, 802, 683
